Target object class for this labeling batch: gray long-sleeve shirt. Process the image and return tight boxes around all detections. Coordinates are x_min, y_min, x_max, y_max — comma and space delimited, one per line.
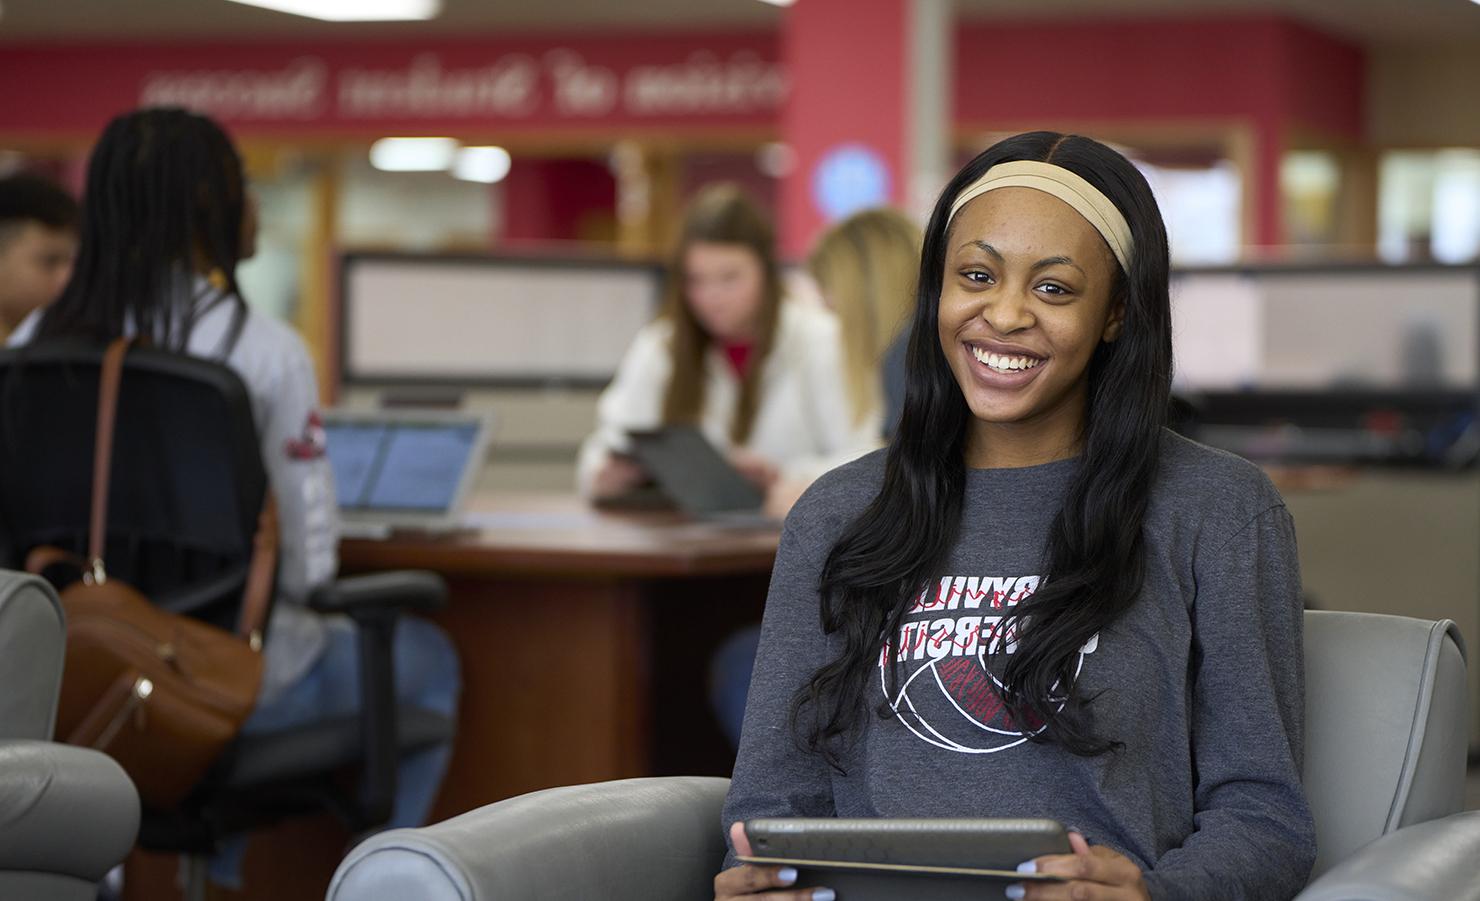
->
722, 431, 1316, 900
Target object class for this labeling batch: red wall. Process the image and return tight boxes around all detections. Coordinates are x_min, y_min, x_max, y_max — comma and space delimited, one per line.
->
500, 157, 616, 245
0, 32, 784, 138
952, 15, 1360, 136
1279, 21, 1365, 140
778, 0, 909, 257
0, 16, 1366, 248
951, 15, 1365, 245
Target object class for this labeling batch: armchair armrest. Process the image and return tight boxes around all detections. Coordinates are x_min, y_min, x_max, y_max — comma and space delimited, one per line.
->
327, 776, 730, 901
308, 571, 447, 617
0, 739, 140, 883
1295, 811, 1480, 901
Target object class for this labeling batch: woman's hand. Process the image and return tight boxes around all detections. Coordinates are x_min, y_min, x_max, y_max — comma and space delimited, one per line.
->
591, 454, 648, 499
763, 479, 808, 521
715, 822, 835, 901
1012, 831, 1150, 901
729, 449, 780, 491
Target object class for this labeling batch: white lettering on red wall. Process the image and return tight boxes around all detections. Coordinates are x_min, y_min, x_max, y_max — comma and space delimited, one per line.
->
134, 50, 787, 123
140, 58, 327, 119
338, 54, 540, 118
625, 51, 785, 115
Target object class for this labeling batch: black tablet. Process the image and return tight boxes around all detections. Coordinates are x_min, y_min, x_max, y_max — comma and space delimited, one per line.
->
625, 425, 765, 516
739, 818, 1069, 900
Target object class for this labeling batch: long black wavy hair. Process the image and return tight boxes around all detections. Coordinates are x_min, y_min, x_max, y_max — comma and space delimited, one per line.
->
35, 107, 250, 355
793, 132, 1173, 769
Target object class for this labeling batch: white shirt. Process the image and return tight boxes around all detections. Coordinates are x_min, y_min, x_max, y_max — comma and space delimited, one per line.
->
576, 301, 880, 496
10, 294, 340, 702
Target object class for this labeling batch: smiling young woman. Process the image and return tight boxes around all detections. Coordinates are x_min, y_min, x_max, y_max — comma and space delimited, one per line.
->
715, 132, 1316, 901
941, 184, 1126, 469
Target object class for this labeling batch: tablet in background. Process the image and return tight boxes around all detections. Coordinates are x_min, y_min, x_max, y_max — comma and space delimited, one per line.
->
625, 425, 768, 518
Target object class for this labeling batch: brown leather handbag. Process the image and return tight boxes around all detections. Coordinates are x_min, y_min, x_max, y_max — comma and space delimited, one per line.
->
25, 338, 279, 809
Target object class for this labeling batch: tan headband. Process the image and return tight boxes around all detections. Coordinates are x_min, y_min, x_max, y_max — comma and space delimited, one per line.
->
946, 160, 1134, 272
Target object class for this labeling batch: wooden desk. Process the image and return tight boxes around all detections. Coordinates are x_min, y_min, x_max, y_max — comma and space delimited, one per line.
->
344, 492, 780, 580
342, 493, 779, 818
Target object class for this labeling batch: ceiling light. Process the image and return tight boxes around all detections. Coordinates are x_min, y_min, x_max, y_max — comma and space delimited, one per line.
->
224, 0, 441, 22
453, 146, 513, 184
369, 137, 458, 172
755, 0, 797, 6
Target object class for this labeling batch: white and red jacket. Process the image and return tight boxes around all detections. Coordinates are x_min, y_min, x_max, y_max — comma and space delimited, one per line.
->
576, 301, 881, 497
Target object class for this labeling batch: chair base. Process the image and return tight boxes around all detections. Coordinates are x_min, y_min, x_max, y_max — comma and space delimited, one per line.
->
140, 707, 453, 855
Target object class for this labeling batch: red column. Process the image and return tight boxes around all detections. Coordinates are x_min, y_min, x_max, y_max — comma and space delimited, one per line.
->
778, 0, 910, 259
1253, 118, 1287, 251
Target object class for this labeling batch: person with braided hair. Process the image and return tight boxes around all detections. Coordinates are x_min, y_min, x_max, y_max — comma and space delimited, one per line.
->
8, 107, 460, 894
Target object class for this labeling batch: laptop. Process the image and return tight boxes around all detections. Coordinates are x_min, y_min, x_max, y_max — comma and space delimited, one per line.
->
322, 409, 493, 538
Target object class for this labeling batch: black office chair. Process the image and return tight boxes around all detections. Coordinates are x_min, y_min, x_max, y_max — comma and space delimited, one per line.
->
0, 339, 456, 898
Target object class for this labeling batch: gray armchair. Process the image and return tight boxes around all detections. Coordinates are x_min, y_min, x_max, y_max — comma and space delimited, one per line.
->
0, 571, 140, 901
327, 610, 1479, 901
1294, 610, 1478, 900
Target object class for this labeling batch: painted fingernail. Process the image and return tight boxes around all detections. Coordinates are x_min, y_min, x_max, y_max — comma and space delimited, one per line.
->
813, 890, 836, 901
777, 867, 797, 886
1016, 860, 1038, 874
1005, 884, 1027, 901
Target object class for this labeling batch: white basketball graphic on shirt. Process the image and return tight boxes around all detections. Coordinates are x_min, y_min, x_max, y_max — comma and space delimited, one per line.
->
880, 577, 1099, 754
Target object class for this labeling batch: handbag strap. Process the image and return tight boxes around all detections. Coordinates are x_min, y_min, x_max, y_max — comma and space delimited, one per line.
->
86, 338, 133, 580
86, 337, 276, 646
236, 496, 277, 645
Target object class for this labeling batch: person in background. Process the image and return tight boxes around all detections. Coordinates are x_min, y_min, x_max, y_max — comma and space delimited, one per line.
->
767, 208, 923, 515
879, 323, 910, 442
7, 108, 460, 894
0, 173, 79, 342
709, 208, 922, 747
576, 183, 874, 514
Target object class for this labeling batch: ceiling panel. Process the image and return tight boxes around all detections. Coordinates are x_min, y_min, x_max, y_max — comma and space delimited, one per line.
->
0, 0, 1476, 45
954, 0, 1480, 45
0, 0, 781, 41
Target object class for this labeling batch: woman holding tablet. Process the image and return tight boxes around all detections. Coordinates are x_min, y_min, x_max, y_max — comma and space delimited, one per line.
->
716, 133, 1314, 900
576, 184, 874, 513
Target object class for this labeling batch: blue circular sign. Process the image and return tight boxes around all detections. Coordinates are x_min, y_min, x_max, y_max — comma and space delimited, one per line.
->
811, 143, 891, 221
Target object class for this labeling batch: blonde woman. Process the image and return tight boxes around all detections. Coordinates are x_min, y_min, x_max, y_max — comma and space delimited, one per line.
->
807, 207, 921, 433
760, 209, 923, 517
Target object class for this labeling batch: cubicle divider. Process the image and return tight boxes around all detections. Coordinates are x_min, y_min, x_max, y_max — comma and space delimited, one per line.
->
336, 251, 665, 491
339, 252, 665, 388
